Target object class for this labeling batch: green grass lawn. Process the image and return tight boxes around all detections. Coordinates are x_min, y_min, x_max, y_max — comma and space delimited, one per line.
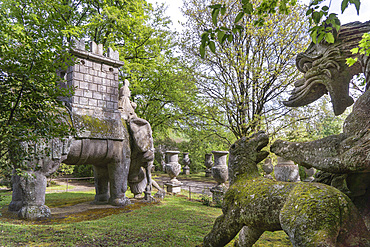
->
0, 189, 291, 246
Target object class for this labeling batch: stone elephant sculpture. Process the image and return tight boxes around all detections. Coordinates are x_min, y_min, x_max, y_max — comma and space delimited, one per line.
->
8, 113, 159, 219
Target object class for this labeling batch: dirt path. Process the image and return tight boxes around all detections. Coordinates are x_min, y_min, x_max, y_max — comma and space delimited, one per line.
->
52, 174, 221, 195
153, 175, 219, 195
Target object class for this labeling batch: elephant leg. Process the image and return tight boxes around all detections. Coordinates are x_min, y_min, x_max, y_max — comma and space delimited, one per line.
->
203, 213, 244, 247
16, 171, 51, 220
93, 165, 110, 203
235, 226, 264, 247
107, 140, 131, 206
8, 170, 24, 212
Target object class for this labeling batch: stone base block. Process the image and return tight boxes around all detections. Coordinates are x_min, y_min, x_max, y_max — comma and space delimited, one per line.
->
183, 167, 190, 175
18, 205, 51, 220
210, 187, 226, 204
165, 182, 183, 193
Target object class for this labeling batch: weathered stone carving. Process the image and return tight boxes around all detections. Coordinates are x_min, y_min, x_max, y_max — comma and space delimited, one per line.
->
8, 40, 161, 219
211, 151, 228, 188
274, 157, 300, 182
271, 21, 370, 228
119, 79, 137, 120
210, 151, 229, 204
203, 132, 370, 247
165, 151, 183, 193
204, 153, 213, 177
182, 152, 190, 175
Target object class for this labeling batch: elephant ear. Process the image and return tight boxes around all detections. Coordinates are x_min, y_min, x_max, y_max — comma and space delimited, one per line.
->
129, 118, 153, 153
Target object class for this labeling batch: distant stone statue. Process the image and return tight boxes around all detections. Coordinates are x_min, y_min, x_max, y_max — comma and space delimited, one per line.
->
262, 158, 273, 179
118, 79, 137, 120
204, 153, 213, 177
210, 151, 229, 203
165, 151, 182, 193
182, 152, 190, 175
203, 132, 370, 247
271, 21, 370, 228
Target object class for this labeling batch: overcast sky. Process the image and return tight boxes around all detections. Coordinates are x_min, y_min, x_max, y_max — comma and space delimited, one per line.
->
146, 0, 369, 31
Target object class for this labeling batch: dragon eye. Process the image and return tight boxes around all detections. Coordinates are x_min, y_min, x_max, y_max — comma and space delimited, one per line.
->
303, 62, 312, 72
297, 57, 313, 73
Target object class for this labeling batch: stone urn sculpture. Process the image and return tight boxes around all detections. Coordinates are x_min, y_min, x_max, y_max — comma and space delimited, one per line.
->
274, 157, 300, 182
204, 153, 213, 177
303, 167, 316, 182
164, 151, 182, 193
262, 158, 274, 179
210, 151, 229, 203
182, 152, 190, 175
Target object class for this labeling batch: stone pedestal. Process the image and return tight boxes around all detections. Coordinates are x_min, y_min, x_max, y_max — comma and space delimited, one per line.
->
182, 152, 190, 175
211, 151, 229, 203
165, 182, 183, 193
204, 153, 213, 177
165, 151, 182, 193
205, 169, 212, 177
210, 186, 227, 204
183, 166, 190, 175
274, 157, 300, 182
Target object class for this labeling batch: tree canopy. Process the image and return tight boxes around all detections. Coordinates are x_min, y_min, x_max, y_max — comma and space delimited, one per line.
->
181, 0, 310, 139
201, 0, 363, 57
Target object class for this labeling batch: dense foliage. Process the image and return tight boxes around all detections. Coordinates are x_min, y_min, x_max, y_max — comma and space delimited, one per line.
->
0, 0, 74, 174
181, 0, 310, 139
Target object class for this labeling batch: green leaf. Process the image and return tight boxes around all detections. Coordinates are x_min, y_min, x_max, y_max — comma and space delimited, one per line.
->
353, 0, 360, 15
221, 7, 226, 15
227, 34, 233, 42
325, 32, 335, 43
311, 30, 318, 43
209, 4, 222, 9
212, 8, 220, 26
312, 11, 321, 24
317, 32, 325, 43
306, 8, 313, 16
234, 12, 244, 23
217, 31, 225, 43
350, 47, 359, 54
341, 0, 349, 13
321, 6, 329, 11
243, 3, 254, 15
209, 41, 216, 53
346, 57, 358, 67
200, 44, 206, 58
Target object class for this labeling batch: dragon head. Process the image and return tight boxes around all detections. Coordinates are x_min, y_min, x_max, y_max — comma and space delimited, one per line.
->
228, 131, 269, 185
284, 21, 370, 115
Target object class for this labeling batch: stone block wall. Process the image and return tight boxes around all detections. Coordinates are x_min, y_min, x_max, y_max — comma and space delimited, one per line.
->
61, 40, 124, 120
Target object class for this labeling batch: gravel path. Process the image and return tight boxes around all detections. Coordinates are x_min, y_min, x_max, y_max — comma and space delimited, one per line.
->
51, 174, 222, 196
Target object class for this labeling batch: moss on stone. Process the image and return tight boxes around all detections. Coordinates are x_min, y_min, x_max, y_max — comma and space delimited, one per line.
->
71, 114, 128, 140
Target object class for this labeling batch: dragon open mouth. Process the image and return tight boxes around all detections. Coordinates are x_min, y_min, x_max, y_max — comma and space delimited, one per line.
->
283, 77, 328, 107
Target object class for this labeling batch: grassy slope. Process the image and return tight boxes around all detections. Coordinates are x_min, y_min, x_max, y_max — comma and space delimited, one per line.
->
0, 190, 291, 246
